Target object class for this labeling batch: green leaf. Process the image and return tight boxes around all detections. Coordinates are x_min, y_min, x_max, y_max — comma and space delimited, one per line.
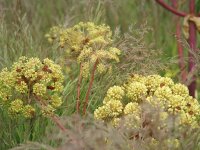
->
196, 0, 200, 12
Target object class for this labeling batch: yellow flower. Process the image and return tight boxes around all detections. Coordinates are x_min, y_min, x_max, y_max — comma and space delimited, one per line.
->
94, 100, 123, 119
172, 83, 189, 98
77, 48, 92, 63
143, 75, 162, 94
15, 81, 28, 94
124, 102, 140, 115
97, 63, 106, 74
103, 86, 124, 104
168, 95, 186, 114
126, 82, 147, 102
94, 74, 200, 130
127, 74, 145, 83
42, 105, 55, 117
94, 105, 111, 120
0, 56, 64, 118
124, 114, 141, 129
51, 94, 62, 108
8, 99, 23, 116
111, 118, 121, 127
46, 22, 121, 78
22, 105, 35, 118
33, 83, 46, 96
154, 86, 172, 101
105, 100, 123, 117
53, 82, 64, 92
160, 77, 174, 87
82, 62, 90, 79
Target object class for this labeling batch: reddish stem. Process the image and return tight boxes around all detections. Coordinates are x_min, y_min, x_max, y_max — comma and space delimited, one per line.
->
171, 0, 187, 82
188, 0, 197, 97
176, 22, 187, 82
155, 0, 187, 17
83, 60, 99, 115
34, 95, 67, 132
76, 63, 83, 114
51, 115, 67, 132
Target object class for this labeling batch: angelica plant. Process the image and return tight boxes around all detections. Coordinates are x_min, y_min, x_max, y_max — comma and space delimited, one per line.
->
46, 22, 121, 114
0, 56, 66, 131
155, 0, 199, 97
94, 74, 200, 147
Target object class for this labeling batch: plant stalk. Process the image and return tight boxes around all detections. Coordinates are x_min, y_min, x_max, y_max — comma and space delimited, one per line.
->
83, 59, 99, 115
176, 22, 187, 82
156, 0, 197, 97
171, 0, 187, 82
76, 63, 83, 114
155, 0, 186, 17
34, 95, 67, 132
51, 115, 67, 132
188, 0, 197, 97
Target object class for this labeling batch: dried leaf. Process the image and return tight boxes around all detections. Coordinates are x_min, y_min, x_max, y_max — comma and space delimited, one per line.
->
190, 16, 200, 31
183, 15, 190, 39
183, 15, 200, 39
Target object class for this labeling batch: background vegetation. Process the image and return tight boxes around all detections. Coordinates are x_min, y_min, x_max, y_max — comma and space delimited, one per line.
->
0, 0, 199, 149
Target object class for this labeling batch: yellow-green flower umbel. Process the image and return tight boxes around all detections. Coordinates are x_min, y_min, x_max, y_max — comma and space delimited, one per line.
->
46, 22, 121, 78
0, 56, 64, 118
94, 74, 200, 128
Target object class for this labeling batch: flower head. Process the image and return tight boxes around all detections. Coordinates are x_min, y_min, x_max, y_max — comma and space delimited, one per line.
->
94, 74, 200, 130
46, 22, 121, 78
0, 56, 64, 118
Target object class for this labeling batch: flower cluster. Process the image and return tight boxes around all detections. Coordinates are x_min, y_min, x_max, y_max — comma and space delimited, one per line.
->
94, 74, 200, 128
46, 22, 121, 78
0, 56, 64, 118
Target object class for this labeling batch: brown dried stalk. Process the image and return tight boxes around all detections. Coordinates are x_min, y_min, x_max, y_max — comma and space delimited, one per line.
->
83, 59, 99, 115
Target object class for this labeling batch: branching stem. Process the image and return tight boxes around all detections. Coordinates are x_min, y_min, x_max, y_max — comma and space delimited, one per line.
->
155, 0, 186, 17
156, 0, 197, 97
